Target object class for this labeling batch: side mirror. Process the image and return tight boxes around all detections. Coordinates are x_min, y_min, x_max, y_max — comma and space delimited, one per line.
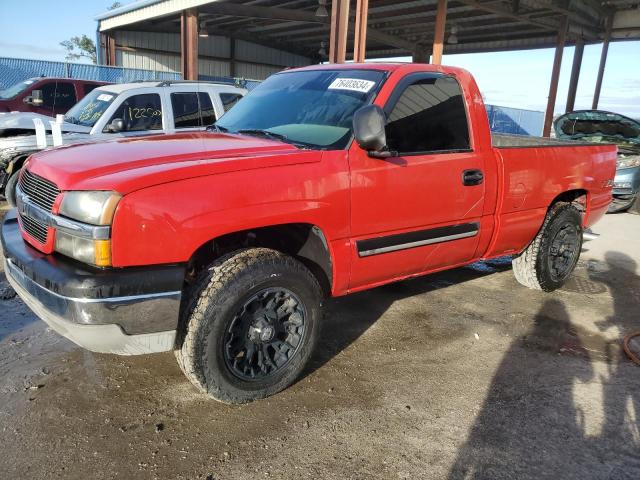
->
24, 89, 44, 106
107, 118, 125, 133
352, 105, 395, 158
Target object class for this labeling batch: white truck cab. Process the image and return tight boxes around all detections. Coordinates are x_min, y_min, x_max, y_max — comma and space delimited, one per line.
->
0, 80, 247, 205
63, 80, 246, 135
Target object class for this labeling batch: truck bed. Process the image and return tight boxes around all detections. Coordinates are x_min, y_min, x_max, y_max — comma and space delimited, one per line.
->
486, 137, 617, 258
492, 133, 594, 148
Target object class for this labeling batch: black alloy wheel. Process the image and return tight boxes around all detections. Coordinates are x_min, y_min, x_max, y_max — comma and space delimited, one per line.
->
547, 222, 581, 283
224, 287, 307, 381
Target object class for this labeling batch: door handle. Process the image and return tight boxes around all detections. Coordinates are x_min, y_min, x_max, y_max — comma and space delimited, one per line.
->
462, 169, 484, 186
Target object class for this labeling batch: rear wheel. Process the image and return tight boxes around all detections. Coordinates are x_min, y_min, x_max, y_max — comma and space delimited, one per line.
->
512, 203, 583, 292
177, 248, 323, 404
5, 171, 19, 207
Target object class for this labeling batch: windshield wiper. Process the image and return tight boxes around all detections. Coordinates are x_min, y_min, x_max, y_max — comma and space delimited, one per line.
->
63, 116, 79, 125
237, 129, 289, 143
207, 123, 229, 133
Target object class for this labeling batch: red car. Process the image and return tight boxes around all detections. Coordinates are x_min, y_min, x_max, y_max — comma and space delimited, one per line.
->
0, 77, 108, 116
1, 63, 617, 403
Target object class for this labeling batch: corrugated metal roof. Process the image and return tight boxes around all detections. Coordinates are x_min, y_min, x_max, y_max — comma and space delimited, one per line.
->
97, 0, 222, 31
96, 0, 640, 58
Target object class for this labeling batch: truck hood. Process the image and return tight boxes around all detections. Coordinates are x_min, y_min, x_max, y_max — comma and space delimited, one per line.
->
0, 131, 164, 161
554, 110, 640, 153
0, 112, 91, 137
27, 131, 317, 194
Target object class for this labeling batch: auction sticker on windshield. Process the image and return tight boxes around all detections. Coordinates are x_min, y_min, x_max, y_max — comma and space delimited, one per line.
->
328, 78, 376, 93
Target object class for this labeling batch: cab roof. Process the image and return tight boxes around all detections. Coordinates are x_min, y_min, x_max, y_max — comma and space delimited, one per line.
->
281, 62, 470, 78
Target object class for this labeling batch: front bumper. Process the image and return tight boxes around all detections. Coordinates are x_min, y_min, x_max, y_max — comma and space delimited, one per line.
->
1, 211, 186, 355
0, 169, 7, 195
612, 166, 640, 197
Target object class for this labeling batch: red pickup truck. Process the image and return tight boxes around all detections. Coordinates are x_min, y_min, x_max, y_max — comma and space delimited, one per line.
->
0, 77, 108, 116
1, 63, 616, 403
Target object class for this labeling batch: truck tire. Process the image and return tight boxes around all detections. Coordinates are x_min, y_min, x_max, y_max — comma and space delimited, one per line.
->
5, 171, 19, 208
512, 203, 583, 292
177, 248, 323, 403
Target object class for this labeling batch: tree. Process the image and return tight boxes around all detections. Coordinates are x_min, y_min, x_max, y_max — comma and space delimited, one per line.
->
60, 3, 120, 64
60, 35, 97, 64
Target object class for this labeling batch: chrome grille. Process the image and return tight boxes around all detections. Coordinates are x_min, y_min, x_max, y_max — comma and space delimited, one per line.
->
19, 169, 60, 212
19, 212, 48, 244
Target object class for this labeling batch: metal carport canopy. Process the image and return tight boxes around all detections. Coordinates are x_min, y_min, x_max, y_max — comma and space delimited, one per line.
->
96, 0, 640, 137
96, 0, 640, 60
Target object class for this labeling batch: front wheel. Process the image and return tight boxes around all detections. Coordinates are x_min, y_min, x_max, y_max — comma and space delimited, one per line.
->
607, 194, 637, 214
176, 248, 323, 404
4, 171, 19, 207
512, 203, 583, 292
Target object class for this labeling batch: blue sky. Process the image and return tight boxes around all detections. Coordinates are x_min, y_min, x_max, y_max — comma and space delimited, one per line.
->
1, 0, 639, 117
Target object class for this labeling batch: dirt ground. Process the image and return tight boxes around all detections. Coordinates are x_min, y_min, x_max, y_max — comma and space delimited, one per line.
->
1, 202, 639, 480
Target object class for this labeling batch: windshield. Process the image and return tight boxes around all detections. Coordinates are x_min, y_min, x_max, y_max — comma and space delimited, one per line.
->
64, 89, 116, 127
554, 110, 640, 149
215, 69, 386, 149
0, 78, 38, 100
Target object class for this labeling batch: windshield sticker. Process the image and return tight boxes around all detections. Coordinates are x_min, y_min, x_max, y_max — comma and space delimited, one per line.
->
97, 93, 113, 102
328, 78, 376, 93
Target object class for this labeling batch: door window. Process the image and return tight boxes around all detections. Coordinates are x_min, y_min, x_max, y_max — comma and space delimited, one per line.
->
171, 92, 217, 128
54, 82, 77, 111
220, 93, 242, 112
198, 92, 216, 126
385, 76, 470, 154
171, 92, 200, 128
39, 82, 57, 109
105, 93, 162, 132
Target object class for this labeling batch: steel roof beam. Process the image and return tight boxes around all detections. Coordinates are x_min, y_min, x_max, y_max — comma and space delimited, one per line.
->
197, 1, 416, 51
457, 0, 599, 38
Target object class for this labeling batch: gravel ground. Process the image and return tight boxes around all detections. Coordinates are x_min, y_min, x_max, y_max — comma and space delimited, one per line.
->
0, 203, 639, 480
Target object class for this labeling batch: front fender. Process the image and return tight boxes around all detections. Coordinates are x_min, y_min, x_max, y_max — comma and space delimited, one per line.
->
110, 154, 350, 267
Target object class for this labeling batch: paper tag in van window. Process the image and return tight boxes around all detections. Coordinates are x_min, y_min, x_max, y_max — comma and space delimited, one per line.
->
97, 93, 113, 102
328, 78, 375, 93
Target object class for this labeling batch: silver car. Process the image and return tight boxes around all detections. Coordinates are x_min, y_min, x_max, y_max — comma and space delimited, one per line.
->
554, 110, 640, 213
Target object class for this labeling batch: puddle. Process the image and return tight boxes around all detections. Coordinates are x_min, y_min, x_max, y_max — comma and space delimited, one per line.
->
465, 256, 513, 273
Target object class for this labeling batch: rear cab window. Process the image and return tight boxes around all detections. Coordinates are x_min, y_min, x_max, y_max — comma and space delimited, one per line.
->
385, 75, 470, 154
83, 83, 102, 96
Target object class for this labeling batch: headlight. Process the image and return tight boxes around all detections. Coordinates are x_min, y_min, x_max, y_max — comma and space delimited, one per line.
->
55, 190, 121, 267
55, 231, 112, 267
59, 191, 121, 226
617, 155, 640, 169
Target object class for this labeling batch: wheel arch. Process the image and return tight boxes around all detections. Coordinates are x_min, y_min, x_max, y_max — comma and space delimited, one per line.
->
6, 153, 32, 176
186, 223, 334, 297
549, 188, 589, 225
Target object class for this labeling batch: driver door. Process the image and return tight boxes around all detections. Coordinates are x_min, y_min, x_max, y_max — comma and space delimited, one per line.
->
348, 73, 486, 289
103, 92, 164, 135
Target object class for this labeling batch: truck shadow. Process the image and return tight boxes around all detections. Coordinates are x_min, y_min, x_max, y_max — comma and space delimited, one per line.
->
446, 252, 640, 480
302, 257, 513, 380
